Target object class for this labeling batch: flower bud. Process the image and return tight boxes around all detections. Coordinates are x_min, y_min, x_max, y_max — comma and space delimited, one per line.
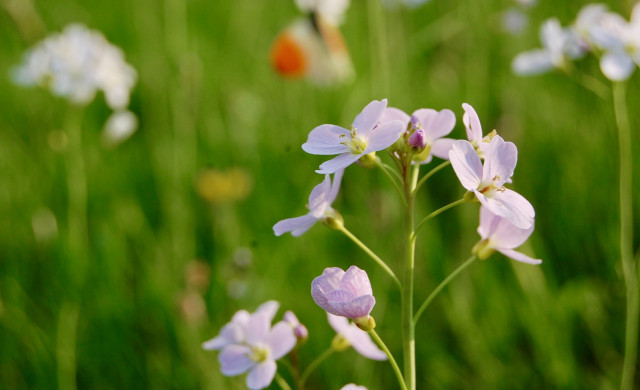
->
283, 310, 309, 343
408, 128, 427, 151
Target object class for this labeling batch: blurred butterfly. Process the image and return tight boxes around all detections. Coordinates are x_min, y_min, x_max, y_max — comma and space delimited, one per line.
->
270, 0, 354, 85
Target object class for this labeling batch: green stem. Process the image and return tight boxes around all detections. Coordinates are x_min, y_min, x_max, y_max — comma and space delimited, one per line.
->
274, 371, 292, 390
567, 68, 610, 100
414, 255, 477, 325
369, 330, 407, 390
415, 198, 467, 234
614, 82, 637, 390
299, 347, 333, 388
401, 163, 418, 390
376, 159, 407, 206
414, 160, 451, 196
56, 303, 79, 390
338, 226, 401, 289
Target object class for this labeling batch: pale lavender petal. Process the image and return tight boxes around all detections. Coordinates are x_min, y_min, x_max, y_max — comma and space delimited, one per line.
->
202, 323, 240, 350
256, 301, 280, 324
477, 189, 534, 229
511, 50, 554, 76
430, 138, 455, 160
328, 295, 375, 319
449, 140, 482, 190
340, 323, 387, 360
246, 360, 277, 390
340, 265, 373, 296
413, 108, 455, 140
327, 312, 350, 334
283, 311, 300, 327
482, 136, 517, 186
478, 207, 533, 248
379, 107, 410, 126
308, 175, 332, 213
219, 345, 254, 376
632, 2, 640, 27
364, 120, 404, 153
312, 267, 347, 310
268, 322, 296, 359
600, 51, 635, 81
462, 103, 482, 143
317, 153, 362, 174
341, 385, 368, 390
328, 169, 344, 205
273, 215, 317, 237
353, 99, 387, 136
245, 312, 271, 346
497, 248, 542, 265
325, 289, 356, 306
302, 124, 351, 155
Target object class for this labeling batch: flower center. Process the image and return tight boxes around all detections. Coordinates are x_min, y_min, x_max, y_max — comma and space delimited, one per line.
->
479, 175, 505, 197
249, 344, 271, 363
340, 127, 368, 155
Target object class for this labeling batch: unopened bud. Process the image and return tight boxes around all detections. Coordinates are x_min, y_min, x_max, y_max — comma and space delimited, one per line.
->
354, 315, 376, 332
408, 128, 427, 151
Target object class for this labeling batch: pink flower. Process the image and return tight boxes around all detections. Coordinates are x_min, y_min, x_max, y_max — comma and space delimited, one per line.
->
379, 106, 456, 163
311, 266, 375, 321
202, 301, 279, 350
328, 314, 387, 361
461, 103, 494, 157
283, 310, 309, 341
302, 99, 404, 174
474, 207, 542, 264
273, 169, 343, 237
449, 135, 535, 229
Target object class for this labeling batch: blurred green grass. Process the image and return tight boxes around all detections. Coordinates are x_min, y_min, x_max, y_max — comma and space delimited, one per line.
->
0, 0, 639, 389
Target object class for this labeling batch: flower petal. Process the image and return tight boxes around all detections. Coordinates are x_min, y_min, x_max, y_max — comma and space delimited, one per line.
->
477, 189, 534, 229
246, 360, 277, 390
245, 312, 271, 346
302, 124, 351, 155
353, 99, 387, 136
328, 169, 344, 205
497, 248, 542, 265
482, 136, 517, 186
327, 312, 350, 334
273, 214, 318, 237
311, 267, 346, 310
462, 103, 482, 143
340, 265, 373, 296
327, 295, 375, 319
478, 206, 534, 248
219, 344, 254, 376
340, 322, 387, 360
268, 322, 296, 359
308, 175, 332, 214
379, 107, 410, 126
412, 108, 455, 140
600, 51, 635, 81
511, 49, 554, 76
364, 120, 404, 153
449, 140, 482, 190
430, 138, 455, 160
256, 301, 280, 324
317, 153, 361, 174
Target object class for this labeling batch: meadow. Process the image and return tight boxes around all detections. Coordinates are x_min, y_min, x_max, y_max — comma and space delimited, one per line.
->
0, 0, 639, 389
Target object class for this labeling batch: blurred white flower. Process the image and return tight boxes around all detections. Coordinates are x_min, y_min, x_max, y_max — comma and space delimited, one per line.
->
12, 23, 137, 109
502, 8, 529, 35
101, 110, 138, 147
512, 18, 585, 75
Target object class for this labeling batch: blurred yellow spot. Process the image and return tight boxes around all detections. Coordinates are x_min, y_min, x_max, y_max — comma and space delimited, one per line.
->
196, 168, 252, 204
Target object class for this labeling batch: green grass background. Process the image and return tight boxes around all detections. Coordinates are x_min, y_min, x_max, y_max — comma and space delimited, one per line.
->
0, 0, 639, 388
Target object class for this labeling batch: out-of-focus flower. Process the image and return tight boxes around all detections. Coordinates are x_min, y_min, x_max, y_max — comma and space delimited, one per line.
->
184, 260, 211, 293
341, 384, 368, 390
512, 18, 585, 75
12, 23, 136, 109
101, 110, 138, 147
311, 266, 375, 322
449, 136, 535, 229
273, 169, 344, 236
178, 290, 207, 324
380, 106, 456, 163
302, 99, 404, 174
271, 0, 353, 85
31, 207, 58, 244
283, 310, 309, 341
473, 207, 542, 264
582, 3, 640, 81
196, 168, 253, 204
217, 311, 296, 390
202, 301, 280, 351
502, 8, 529, 35
327, 314, 386, 360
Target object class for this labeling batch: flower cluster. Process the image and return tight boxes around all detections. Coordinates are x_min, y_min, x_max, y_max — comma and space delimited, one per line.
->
12, 23, 138, 144
513, 3, 640, 81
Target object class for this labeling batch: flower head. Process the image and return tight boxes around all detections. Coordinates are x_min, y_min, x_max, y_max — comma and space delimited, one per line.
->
473, 207, 542, 264
328, 314, 386, 360
379, 106, 456, 163
311, 266, 375, 322
273, 169, 343, 236
202, 301, 295, 390
449, 135, 535, 229
302, 99, 404, 174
